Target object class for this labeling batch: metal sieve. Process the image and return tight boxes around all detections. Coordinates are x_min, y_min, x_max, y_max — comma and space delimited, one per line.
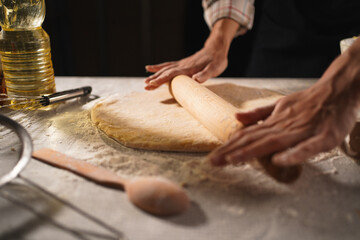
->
0, 114, 124, 240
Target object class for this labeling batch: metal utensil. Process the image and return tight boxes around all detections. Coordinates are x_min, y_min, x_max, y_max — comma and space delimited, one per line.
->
0, 115, 32, 187
0, 86, 92, 109
0, 114, 122, 239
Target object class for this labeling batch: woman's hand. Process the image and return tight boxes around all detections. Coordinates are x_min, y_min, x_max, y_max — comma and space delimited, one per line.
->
145, 46, 228, 90
209, 38, 360, 166
145, 19, 240, 90
209, 85, 358, 166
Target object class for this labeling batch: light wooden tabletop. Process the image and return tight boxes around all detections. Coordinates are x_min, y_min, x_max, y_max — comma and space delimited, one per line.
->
0, 77, 359, 240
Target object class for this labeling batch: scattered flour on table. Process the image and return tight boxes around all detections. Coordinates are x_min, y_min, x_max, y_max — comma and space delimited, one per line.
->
283, 207, 299, 218
307, 149, 343, 176
43, 104, 346, 195
2, 100, 345, 200
2, 104, 344, 187
220, 204, 246, 216
44, 108, 293, 195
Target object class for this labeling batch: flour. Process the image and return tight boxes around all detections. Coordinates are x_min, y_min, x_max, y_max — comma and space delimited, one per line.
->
2, 102, 343, 189
221, 204, 246, 216
2, 97, 342, 200
46, 105, 343, 196
283, 207, 299, 218
2, 81, 342, 189
38, 105, 292, 196
307, 149, 343, 176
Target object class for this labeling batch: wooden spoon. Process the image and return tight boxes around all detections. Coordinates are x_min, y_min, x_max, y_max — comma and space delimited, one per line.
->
32, 148, 190, 216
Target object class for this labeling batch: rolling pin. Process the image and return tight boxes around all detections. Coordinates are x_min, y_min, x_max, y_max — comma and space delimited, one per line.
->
170, 75, 302, 183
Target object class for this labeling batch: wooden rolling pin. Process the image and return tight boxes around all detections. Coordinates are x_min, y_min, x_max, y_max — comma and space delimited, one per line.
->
170, 75, 302, 183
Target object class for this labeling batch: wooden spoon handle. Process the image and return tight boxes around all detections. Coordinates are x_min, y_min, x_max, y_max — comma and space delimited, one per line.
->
170, 75, 302, 183
32, 148, 127, 189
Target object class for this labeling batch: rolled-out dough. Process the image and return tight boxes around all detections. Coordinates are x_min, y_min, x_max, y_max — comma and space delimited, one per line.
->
91, 82, 282, 152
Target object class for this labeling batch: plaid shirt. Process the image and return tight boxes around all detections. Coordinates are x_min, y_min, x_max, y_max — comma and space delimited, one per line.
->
202, 0, 255, 36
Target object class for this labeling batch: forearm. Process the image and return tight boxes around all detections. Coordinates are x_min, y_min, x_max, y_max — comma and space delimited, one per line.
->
339, 38, 360, 96
317, 38, 360, 107
202, 0, 255, 36
204, 18, 240, 56
145, 10, 242, 89
209, 37, 360, 167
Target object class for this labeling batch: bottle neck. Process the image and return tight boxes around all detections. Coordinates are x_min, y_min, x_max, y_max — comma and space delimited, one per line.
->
0, 0, 46, 30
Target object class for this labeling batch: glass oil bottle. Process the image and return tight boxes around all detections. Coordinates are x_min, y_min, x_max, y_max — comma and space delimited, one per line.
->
0, 0, 56, 109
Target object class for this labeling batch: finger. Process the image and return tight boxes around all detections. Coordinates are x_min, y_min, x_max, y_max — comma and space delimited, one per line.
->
144, 84, 158, 90
225, 128, 309, 165
272, 134, 335, 166
145, 66, 178, 88
146, 70, 181, 90
145, 70, 167, 84
145, 62, 176, 73
145, 73, 160, 84
208, 126, 277, 166
192, 64, 217, 83
236, 104, 276, 126
145, 63, 179, 84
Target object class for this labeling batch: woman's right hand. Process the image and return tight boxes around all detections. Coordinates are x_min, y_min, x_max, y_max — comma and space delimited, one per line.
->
145, 45, 228, 90
144, 18, 240, 90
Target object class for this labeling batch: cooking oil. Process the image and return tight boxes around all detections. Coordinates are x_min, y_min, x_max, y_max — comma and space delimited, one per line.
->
0, 0, 55, 109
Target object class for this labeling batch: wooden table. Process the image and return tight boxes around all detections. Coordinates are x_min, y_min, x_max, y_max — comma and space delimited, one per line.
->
0, 77, 359, 240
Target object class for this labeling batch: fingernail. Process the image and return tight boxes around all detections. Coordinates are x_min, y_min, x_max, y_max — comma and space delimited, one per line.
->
192, 75, 201, 82
209, 155, 223, 166
225, 151, 245, 165
273, 155, 287, 165
144, 84, 154, 90
225, 155, 234, 164
208, 155, 218, 163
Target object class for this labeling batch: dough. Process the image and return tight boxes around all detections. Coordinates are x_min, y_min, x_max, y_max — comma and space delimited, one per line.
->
91, 82, 282, 152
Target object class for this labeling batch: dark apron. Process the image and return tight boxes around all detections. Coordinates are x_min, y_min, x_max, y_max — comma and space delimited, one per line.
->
246, 0, 360, 77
